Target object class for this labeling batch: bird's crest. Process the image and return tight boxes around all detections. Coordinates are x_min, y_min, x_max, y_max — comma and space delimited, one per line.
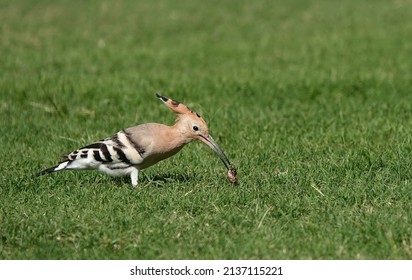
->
155, 93, 203, 120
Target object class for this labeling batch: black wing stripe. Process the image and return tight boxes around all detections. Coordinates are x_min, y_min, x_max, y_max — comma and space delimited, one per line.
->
93, 150, 103, 162
123, 130, 146, 157
100, 144, 113, 162
112, 133, 125, 148
80, 142, 102, 149
114, 147, 131, 164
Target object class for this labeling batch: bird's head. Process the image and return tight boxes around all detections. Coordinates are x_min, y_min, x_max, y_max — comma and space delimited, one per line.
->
156, 93, 233, 171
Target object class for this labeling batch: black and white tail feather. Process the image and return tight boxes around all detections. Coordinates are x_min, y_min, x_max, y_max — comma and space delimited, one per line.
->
37, 130, 144, 186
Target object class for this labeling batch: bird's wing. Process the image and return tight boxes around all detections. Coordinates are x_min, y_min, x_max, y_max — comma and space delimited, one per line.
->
39, 123, 162, 176
64, 125, 154, 169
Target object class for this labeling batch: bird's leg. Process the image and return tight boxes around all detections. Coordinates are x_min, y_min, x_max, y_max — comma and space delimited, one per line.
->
130, 168, 139, 187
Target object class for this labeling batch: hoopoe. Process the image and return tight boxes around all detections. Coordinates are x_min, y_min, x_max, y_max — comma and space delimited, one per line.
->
37, 93, 237, 186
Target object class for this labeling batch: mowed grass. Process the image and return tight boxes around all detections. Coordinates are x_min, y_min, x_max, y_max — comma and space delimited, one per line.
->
1, 0, 412, 259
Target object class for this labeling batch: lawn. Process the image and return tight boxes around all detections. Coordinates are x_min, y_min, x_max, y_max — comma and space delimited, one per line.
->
1, 0, 412, 259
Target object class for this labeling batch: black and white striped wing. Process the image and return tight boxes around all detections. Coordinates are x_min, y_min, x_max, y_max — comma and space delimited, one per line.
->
66, 130, 146, 170
38, 130, 147, 176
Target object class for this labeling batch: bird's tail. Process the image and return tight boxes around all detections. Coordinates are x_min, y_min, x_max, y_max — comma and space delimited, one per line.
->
36, 161, 70, 177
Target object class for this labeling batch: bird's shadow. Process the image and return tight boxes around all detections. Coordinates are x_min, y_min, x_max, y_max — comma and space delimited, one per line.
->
111, 172, 196, 187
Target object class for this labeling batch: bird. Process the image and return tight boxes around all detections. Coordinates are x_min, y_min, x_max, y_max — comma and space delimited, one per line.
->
37, 93, 237, 186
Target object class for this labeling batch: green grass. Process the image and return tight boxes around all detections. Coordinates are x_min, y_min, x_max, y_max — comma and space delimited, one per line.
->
1, 0, 412, 259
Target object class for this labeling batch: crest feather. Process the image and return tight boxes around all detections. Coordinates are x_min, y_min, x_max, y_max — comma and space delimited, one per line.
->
155, 93, 201, 117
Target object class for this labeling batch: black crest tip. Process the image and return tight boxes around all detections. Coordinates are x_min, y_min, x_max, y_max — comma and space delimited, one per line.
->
155, 93, 168, 102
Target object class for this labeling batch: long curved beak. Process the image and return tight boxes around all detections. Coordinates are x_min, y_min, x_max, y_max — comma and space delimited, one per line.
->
199, 135, 232, 170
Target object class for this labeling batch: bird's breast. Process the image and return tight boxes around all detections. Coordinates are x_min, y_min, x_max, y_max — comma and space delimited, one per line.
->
139, 145, 185, 169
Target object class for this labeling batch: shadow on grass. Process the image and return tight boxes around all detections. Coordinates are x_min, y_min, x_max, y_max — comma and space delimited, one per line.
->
27, 169, 197, 189
151, 173, 193, 183
110, 172, 196, 187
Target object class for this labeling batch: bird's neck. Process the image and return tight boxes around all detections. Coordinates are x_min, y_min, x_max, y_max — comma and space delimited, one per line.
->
170, 122, 192, 145
154, 124, 189, 154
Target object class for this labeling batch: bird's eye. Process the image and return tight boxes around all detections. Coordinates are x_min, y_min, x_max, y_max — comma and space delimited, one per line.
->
193, 125, 199, 131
